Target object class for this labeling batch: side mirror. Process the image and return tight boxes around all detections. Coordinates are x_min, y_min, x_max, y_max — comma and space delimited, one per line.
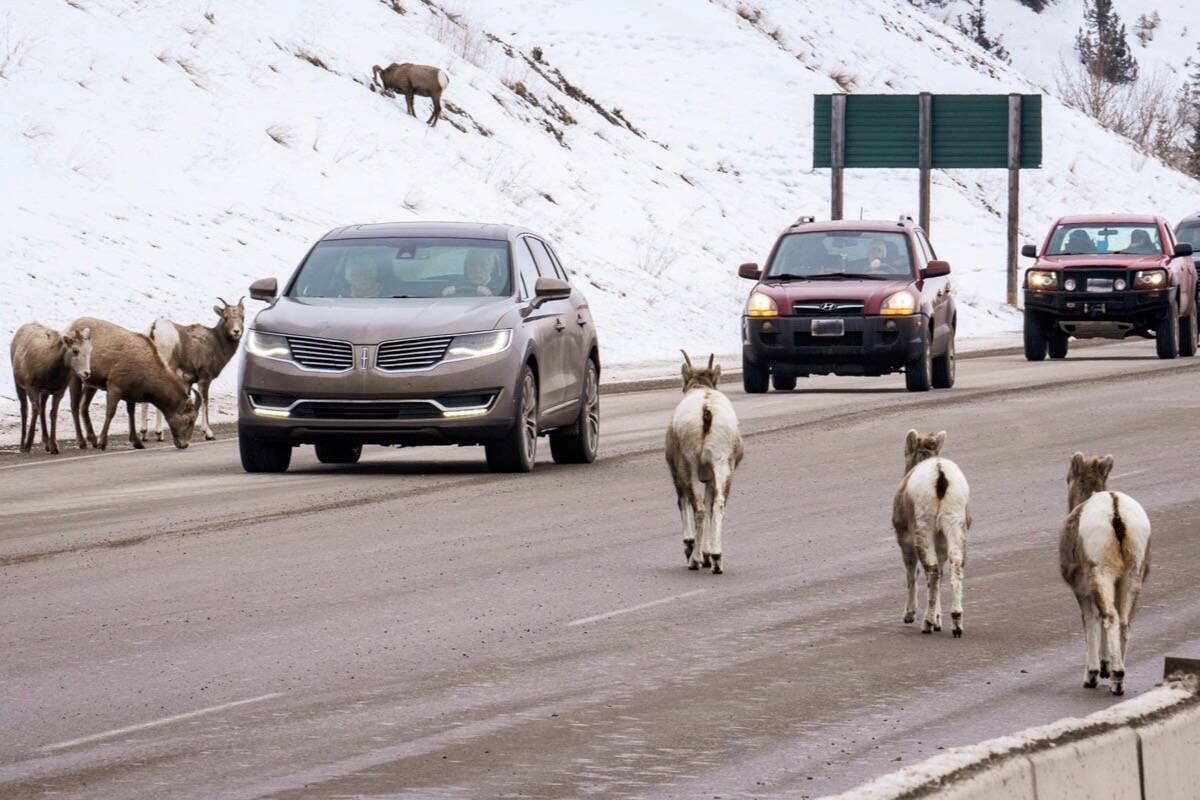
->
1021, 244, 1038, 258
249, 277, 278, 301
1175, 242, 1195, 258
530, 276, 571, 309
738, 262, 762, 280
921, 260, 951, 279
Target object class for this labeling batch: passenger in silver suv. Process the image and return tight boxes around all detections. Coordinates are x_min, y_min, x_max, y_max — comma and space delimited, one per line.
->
238, 222, 600, 473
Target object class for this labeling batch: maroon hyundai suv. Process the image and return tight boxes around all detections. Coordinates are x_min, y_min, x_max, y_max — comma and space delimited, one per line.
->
1021, 215, 1197, 360
738, 216, 956, 393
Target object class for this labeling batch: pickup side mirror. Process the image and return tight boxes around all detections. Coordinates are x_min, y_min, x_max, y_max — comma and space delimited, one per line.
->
1175, 242, 1195, 258
249, 277, 278, 301
1021, 244, 1038, 258
530, 276, 571, 309
738, 262, 762, 280
921, 260, 951, 279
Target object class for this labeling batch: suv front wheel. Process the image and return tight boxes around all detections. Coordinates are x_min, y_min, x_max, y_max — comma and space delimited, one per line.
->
486, 365, 538, 473
743, 357, 769, 394
1156, 298, 1180, 359
240, 433, 292, 473
1023, 309, 1048, 361
905, 327, 933, 392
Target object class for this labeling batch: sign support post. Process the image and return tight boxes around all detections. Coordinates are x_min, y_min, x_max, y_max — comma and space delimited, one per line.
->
918, 92, 932, 235
1007, 94, 1022, 306
831, 94, 846, 221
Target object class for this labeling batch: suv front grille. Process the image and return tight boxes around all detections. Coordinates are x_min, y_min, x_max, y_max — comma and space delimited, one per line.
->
286, 335, 353, 371
376, 335, 454, 371
793, 301, 865, 316
290, 401, 440, 420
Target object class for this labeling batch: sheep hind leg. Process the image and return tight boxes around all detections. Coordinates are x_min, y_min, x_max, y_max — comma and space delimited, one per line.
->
900, 543, 918, 624
97, 388, 122, 451
16, 385, 30, 453
704, 467, 732, 574
37, 390, 51, 452
427, 94, 442, 127
921, 559, 942, 634
1093, 579, 1124, 694
47, 389, 65, 454
24, 391, 42, 452
405, 91, 416, 117
126, 400, 144, 449
80, 386, 99, 448
201, 380, 215, 440
689, 479, 707, 571
946, 539, 965, 638
1080, 595, 1101, 688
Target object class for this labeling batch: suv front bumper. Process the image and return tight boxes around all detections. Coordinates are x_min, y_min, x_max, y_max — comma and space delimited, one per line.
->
742, 314, 926, 376
1025, 288, 1172, 330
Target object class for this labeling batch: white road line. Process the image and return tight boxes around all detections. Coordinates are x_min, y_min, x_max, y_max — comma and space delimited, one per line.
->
39, 693, 282, 753
1110, 469, 1147, 481
567, 589, 707, 627
0, 437, 234, 472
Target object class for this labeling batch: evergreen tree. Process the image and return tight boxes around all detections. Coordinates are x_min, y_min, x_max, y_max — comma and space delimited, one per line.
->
1016, 0, 1050, 12
957, 0, 1010, 63
1076, 0, 1139, 84
1188, 50, 1200, 177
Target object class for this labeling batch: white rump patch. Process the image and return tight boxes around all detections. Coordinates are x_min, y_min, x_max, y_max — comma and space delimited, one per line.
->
438, 69, 449, 89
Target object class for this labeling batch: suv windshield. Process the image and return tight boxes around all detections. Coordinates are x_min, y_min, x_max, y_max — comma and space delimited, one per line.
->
289, 238, 513, 299
1177, 224, 1200, 250
1046, 224, 1162, 256
767, 231, 913, 279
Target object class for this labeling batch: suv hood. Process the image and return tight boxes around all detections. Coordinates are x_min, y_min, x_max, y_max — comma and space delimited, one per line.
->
1036, 254, 1169, 270
252, 296, 513, 344
761, 278, 913, 312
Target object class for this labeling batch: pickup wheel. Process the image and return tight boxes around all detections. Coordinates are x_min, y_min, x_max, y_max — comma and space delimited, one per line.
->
771, 372, 797, 391
315, 443, 362, 464
239, 434, 292, 473
1023, 309, 1048, 362
1179, 299, 1198, 357
743, 357, 769, 394
905, 328, 933, 392
1048, 329, 1069, 359
931, 330, 956, 389
1156, 298, 1180, 359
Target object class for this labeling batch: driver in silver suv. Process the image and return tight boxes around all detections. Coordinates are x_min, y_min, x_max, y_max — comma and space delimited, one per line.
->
238, 222, 600, 474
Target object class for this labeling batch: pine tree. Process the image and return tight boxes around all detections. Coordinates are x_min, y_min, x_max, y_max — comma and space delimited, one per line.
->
1188, 50, 1200, 177
957, 0, 1010, 63
1016, 0, 1049, 12
1076, 0, 1139, 84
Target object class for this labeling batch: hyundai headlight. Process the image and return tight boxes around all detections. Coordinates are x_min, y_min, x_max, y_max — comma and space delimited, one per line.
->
444, 330, 512, 363
880, 291, 917, 316
246, 330, 292, 360
1134, 269, 1166, 289
1027, 270, 1058, 291
747, 292, 778, 317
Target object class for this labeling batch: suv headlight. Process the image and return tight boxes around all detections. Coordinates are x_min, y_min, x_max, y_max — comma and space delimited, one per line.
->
880, 290, 917, 315
1027, 270, 1058, 290
746, 291, 778, 317
246, 330, 292, 360
1134, 269, 1167, 289
444, 330, 512, 363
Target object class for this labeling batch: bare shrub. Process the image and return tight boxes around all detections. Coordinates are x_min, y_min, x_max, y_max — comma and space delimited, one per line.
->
634, 229, 680, 278
295, 50, 331, 71
428, 7, 490, 69
0, 14, 33, 79
266, 125, 294, 147
830, 69, 857, 92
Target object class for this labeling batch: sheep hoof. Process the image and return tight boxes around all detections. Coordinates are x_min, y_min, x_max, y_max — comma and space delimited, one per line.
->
132, 439, 145, 450
1099, 661, 1110, 679
952, 628, 962, 638
702, 556, 712, 569
1111, 684, 1125, 696
204, 430, 215, 441
903, 612, 915, 624
922, 622, 934, 634
1084, 671, 1099, 688
710, 555, 722, 574
933, 625, 942, 632
155, 432, 164, 442
688, 563, 699, 571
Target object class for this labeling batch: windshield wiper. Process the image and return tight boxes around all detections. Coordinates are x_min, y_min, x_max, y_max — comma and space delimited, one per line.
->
805, 271, 892, 280
768, 273, 810, 281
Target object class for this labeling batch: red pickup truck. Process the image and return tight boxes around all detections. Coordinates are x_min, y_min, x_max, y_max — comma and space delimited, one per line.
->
1021, 215, 1197, 360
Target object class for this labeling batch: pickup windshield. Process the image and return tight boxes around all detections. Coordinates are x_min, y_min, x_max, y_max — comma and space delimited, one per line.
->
289, 238, 513, 299
1047, 224, 1162, 256
767, 231, 914, 280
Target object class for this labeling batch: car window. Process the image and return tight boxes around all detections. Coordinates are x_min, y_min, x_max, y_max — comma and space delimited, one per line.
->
543, 242, 570, 281
524, 237, 556, 278
767, 230, 914, 278
913, 233, 933, 266
1179, 225, 1200, 249
514, 238, 540, 299
1047, 224, 1162, 255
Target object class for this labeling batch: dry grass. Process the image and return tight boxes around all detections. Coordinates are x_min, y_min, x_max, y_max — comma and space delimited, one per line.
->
829, 69, 857, 92
428, 6, 490, 69
0, 14, 33, 80
266, 125, 294, 147
294, 50, 331, 72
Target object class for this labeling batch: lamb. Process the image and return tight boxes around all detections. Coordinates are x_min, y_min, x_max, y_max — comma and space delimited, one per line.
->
65, 317, 200, 451
892, 430, 971, 637
1059, 453, 1151, 696
10, 323, 93, 454
664, 352, 744, 574
372, 62, 449, 126
139, 298, 244, 442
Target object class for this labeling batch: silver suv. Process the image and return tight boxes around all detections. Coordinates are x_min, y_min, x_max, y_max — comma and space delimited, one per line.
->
238, 222, 600, 473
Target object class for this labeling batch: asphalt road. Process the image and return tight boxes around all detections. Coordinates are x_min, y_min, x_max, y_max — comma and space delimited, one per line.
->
2, 339, 1200, 799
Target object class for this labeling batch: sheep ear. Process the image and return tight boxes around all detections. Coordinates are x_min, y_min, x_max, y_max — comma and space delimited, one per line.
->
934, 431, 946, 450
80, 327, 91, 340
905, 429, 918, 454
1070, 452, 1085, 478
213, 304, 223, 316
680, 362, 690, 383
1100, 455, 1114, 478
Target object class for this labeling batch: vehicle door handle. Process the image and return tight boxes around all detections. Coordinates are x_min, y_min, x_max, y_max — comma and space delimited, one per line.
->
554, 319, 566, 332
576, 315, 587, 327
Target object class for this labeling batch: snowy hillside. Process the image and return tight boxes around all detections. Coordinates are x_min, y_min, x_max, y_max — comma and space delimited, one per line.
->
3, 0, 1199, 432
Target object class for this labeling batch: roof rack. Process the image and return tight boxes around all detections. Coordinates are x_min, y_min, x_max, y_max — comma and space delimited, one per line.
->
793, 215, 816, 226
897, 214, 915, 226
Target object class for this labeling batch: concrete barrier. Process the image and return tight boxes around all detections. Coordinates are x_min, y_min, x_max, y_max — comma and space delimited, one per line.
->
1025, 728, 1140, 800
1137, 702, 1200, 800
935, 757, 1034, 800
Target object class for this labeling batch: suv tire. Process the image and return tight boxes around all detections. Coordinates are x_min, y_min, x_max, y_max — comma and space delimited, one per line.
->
1156, 298, 1180, 359
1048, 329, 1070, 359
1179, 300, 1198, 357
931, 330, 956, 389
743, 357, 769, 394
315, 443, 362, 465
771, 372, 797, 391
1023, 309, 1048, 361
905, 327, 933, 392
486, 365, 538, 473
550, 360, 599, 464
240, 433, 292, 473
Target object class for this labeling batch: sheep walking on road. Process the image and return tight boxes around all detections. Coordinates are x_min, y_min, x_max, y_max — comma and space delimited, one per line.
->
372, 62, 449, 126
65, 317, 200, 451
893, 430, 971, 637
140, 298, 244, 442
1060, 453, 1151, 696
665, 352, 744, 574
10, 323, 92, 454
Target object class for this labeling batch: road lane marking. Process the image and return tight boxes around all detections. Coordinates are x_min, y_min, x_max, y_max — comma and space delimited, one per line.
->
567, 589, 707, 627
0, 438, 235, 472
39, 692, 282, 753
1110, 469, 1147, 481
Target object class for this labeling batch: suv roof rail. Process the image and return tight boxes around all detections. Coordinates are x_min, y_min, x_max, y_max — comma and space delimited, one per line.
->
793, 215, 816, 226
898, 214, 915, 226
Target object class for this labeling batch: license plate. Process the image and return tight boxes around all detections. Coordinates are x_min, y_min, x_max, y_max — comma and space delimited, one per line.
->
811, 319, 845, 337
1086, 278, 1113, 293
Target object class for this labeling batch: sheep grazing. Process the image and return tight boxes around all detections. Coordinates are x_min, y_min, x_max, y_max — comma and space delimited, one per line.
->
372, 62, 449, 126
665, 352, 744, 574
140, 298, 244, 442
10, 323, 93, 454
1060, 453, 1151, 696
892, 430, 971, 637
65, 317, 200, 451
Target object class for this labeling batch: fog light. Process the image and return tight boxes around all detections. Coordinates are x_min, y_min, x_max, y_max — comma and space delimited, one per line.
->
442, 407, 489, 419
1114, 278, 1127, 291
1064, 278, 1077, 291
253, 407, 290, 418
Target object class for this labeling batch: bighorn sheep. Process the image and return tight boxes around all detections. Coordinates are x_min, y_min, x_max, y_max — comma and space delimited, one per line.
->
139, 298, 244, 442
1059, 453, 1151, 696
893, 430, 971, 637
372, 62, 449, 126
10, 323, 92, 454
665, 352, 744, 574
65, 317, 200, 451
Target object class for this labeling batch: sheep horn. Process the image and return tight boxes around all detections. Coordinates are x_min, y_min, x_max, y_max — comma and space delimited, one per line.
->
190, 387, 203, 406
680, 349, 693, 369
216, 296, 230, 307
237, 296, 245, 306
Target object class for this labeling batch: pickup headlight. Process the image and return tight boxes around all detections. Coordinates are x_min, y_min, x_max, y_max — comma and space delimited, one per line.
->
1134, 269, 1167, 289
1027, 270, 1058, 290
444, 329, 512, 363
880, 290, 917, 316
246, 330, 292, 360
747, 292, 778, 317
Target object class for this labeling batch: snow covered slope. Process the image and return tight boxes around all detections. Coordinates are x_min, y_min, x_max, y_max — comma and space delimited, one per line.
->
2, 0, 1198, 431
